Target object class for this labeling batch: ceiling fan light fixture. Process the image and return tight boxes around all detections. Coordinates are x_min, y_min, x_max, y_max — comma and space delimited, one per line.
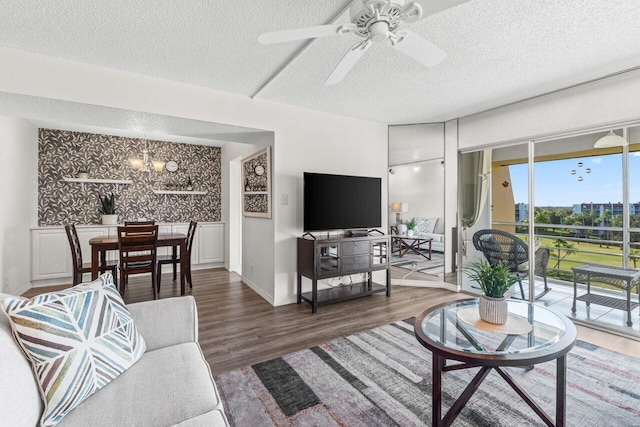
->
594, 130, 627, 148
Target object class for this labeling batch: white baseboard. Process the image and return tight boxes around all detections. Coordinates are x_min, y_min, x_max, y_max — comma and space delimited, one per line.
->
274, 296, 298, 306
241, 276, 275, 306
14, 284, 32, 296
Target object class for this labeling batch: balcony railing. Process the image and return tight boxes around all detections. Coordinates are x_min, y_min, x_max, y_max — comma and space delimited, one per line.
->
491, 221, 640, 294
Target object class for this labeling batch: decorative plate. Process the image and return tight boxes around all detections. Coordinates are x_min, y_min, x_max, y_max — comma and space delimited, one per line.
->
166, 160, 179, 172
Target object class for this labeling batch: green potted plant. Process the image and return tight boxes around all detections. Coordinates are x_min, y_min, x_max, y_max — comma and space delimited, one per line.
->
406, 219, 416, 237
465, 260, 518, 324
99, 193, 118, 225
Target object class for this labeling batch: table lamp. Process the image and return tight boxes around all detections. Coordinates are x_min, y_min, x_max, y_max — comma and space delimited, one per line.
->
391, 202, 408, 234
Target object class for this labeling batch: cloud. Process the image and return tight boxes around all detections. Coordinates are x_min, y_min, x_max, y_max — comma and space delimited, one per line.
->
632, 152, 640, 157
591, 158, 602, 164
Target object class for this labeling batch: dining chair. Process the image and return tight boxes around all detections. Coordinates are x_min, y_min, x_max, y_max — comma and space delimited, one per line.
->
124, 220, 156, 226
157, 221, 197, 293
117, 224, 159, 299
472, 229, 551, 300
65, 224, 118, 286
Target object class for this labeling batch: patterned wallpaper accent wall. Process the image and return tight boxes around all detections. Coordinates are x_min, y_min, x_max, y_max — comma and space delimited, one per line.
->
38, 129, 221, 226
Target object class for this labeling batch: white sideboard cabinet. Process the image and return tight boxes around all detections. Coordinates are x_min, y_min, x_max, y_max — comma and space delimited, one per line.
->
31, 222, 224, 284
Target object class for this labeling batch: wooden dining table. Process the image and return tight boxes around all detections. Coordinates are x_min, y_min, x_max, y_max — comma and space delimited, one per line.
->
89, 232, 188, 295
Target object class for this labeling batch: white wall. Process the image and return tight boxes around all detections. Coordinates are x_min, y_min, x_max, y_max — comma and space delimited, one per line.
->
388, 123, 444, 166
221, 141, 261, 274
0, 116, 38, 295
389, 160, 444, 224
240, 134, 275, 303
0, 47, 388, 305
444, 119, 458, 274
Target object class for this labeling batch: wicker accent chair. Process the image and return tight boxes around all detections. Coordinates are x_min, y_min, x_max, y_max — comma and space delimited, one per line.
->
472, 229, 551, 300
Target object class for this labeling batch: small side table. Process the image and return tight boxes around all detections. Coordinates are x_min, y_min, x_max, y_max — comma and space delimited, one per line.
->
572, 264, 640, 326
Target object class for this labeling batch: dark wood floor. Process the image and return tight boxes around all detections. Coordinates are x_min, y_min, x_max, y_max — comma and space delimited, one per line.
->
24, 268, 466, 375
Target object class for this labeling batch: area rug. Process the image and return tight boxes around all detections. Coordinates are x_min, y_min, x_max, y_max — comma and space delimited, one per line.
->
215, 318, 639, 426
391, 251, 445, 277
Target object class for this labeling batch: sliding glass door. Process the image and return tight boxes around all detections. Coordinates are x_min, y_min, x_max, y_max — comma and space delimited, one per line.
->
459, 125, 639, 336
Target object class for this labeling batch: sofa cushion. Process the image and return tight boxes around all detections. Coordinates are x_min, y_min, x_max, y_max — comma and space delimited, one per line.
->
174, 409, 228, 427
0, 293, 43, 427
1, 273, 146, 427
57, 342, 225, 427
414, 217, 438, 234
415, 232, 444, 243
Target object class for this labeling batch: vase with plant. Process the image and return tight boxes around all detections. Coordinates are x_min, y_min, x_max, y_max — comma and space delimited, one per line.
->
465, 260, 518, 324
406, 220, 416, 238
186, 176, 193, 191
99, 193, 118, 225
77, 168, 89, 180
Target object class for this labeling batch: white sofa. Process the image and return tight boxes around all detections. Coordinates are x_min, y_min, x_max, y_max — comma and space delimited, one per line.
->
1, 294, 229, 427
413, 217, 445, 252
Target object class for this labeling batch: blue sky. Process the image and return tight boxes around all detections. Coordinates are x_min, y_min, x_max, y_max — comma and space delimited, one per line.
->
509, 152, 640, 206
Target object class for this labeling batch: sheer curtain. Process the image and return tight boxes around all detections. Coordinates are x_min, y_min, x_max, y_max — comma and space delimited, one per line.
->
461, 150, 491, 228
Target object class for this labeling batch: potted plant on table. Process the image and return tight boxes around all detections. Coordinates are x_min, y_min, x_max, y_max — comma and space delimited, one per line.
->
465, 260, 518, 325
406, 220, 416, 238
99, 193, 118, 225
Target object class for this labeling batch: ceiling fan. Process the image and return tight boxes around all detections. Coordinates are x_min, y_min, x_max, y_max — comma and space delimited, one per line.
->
258, 0, 448, 85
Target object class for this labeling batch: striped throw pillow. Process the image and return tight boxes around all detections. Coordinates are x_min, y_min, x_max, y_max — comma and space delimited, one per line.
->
1, 273, 146, 427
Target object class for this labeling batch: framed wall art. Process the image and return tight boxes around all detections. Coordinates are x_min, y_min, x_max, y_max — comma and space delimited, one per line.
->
242, 146, 271, 218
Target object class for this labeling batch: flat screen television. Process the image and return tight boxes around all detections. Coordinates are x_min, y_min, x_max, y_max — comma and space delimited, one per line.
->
303, 172, 382, 232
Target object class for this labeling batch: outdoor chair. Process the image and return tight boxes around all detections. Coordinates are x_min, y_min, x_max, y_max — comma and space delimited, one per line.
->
472, 229, 551, 300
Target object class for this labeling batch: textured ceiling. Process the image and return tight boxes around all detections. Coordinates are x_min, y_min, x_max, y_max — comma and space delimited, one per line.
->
1, 0, 640, 126
0, 92, 270, 146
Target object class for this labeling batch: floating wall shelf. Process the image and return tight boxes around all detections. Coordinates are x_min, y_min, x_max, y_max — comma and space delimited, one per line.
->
62, 177, 133, 190
152, 190, 208, 195
243, 191, 268, 195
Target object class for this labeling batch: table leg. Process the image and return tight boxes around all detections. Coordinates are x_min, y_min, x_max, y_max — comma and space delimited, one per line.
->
432, 352, 443, 427
571, 275, 577, 313
312, 278, 318, 314
626, 284, 633, 326
179, 241, 186, 296
556, 354, 567, 427
386, 268, 391, 296
91, 245, 100, 280
297, 275, 302, 304
172, 245, 178, 281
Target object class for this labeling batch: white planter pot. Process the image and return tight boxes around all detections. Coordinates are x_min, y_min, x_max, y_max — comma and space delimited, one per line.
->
78, 172, 89, 180
102, 214, 118, 225
407, 229, 414, 238
479, 295, 508, 325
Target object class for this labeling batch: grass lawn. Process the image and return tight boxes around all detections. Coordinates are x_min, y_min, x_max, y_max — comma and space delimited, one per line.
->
524, 236, 639, 294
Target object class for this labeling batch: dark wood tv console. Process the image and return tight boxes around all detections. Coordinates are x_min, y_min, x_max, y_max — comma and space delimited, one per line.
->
297, 234, 391, 313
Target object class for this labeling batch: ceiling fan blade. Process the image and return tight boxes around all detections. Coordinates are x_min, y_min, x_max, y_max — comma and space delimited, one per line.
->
258, 25, 350, 45
392, 30, 446, 67
325, 41, 371, 85
413, 0, 470, 17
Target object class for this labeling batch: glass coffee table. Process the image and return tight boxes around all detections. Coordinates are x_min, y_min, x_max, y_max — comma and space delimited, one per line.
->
414, 299, 576, 427
391, 235, 432, 260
